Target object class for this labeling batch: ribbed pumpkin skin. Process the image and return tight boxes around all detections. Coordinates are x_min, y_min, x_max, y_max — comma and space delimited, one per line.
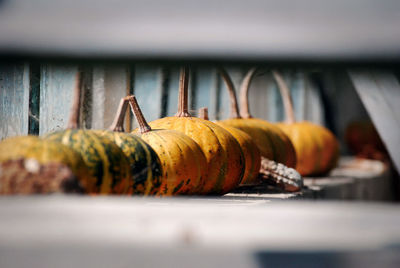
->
133, 129, 207, 196
215, 123, 261, 185
277, 121, 339, 176
94, 130, 162, 195
0, 136, 94, 191
45, 130, 131, 194
220, 118, 296, 168
149, 117, 245, 195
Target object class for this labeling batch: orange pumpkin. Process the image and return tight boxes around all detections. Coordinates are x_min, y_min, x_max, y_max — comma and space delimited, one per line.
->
129, 95, 207, 196
199, 107, 261, 186
218, 68, 296, 168
148, 67, 245, 195
272, 70, 339, 176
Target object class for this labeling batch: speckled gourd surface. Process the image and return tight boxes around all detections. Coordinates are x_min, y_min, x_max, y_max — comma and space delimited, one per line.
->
94, 97, 162, 195
43, 72, 131, 194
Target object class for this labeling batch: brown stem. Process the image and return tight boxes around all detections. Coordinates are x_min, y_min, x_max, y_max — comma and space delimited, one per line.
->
127, 95, 152, 134
217, 68, 241, 119
272, 70, 296, 124
198, 107, 209, 120
239, 67, 258, 119
108, 97, 129, 132
67, 71, 82, 129
175, 66, 191, 117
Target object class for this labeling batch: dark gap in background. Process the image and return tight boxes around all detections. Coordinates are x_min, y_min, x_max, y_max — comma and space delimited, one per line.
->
160, 67, 170, 118
28, 63, 40, 135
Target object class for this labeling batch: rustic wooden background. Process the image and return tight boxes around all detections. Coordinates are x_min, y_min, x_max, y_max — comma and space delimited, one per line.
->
0, 63, 370, 152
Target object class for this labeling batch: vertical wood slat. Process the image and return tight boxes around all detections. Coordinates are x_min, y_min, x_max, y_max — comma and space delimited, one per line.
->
133, 64, 163, 126
0, 63, 30, 139
90, 65, 130, 130
348, 70, 400, 173
194, 67, 218, 120
39, 64, 78, 135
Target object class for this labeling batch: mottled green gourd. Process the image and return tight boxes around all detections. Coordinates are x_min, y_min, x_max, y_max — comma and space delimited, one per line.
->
94, 97, 162, 195
44, 71, 131, 194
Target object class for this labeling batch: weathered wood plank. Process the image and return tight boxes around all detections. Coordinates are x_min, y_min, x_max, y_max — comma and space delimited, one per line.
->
90, 64, 129, 130
39, 64, 78, 135
133, 64, 163, 125
0, 63, 30, 139
194, 67, 218, 120
348, 70, 400, 173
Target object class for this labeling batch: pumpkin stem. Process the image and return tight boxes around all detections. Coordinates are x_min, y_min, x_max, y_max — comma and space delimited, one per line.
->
272, 70, 296, 124
239, 67, 258, 119
175, 66, 192, 117
198, 107, 209, 120
127, 95, 152, 134
218, 68, 241, 119
67, 71, 82, 129
108, 97, 129, 132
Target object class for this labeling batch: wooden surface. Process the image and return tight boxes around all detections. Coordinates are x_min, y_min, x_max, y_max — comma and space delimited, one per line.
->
348, 70, 400, 173
0, 0, 400, 62
0, 63, 29, 138
0, 197, 399, 268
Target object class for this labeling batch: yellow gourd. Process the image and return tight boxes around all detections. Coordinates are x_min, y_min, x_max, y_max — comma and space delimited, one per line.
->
148, 67, 245, 195
129, 95, 207, 196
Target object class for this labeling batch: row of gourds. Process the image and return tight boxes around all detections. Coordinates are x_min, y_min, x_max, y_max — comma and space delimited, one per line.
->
0, 67, 339, 195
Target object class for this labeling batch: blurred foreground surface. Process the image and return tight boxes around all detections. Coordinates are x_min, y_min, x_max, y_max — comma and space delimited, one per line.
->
0, 196, 399, 268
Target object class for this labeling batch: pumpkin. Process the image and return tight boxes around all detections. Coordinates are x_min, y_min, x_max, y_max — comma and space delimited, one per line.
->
218, 68, 296, 168
94, 97, 163, 195
0, 135, 93, 192
198, 106, 261, 186
148, 67, 245, 195
345, 120, 387, 161
44, 71, 131, 194
0, 158, 84, 194
129, 95, 207, 196
272, 70, 339, 176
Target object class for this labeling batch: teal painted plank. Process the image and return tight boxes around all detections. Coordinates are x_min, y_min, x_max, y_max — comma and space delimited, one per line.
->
133, 64, 163, 126
39, 64, 79, 135
166, 67, 180, 117
0, 63, 30, 139
195, 67, 218, 120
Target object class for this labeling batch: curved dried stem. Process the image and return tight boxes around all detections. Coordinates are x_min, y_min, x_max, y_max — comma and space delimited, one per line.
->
198, 107, 209, 120
239, 67, 258, 119
272, 70, 296, 124
127, 95, 152, 134
108, 97, 129, 132
217, 68, 241, 119
175, 66, 192, 117
66, 71, 82, 129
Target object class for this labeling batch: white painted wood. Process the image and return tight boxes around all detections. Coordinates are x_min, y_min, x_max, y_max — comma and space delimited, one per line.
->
348, 70, 400, 173
0, 63, 30, 139
39, 64, 78, 135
